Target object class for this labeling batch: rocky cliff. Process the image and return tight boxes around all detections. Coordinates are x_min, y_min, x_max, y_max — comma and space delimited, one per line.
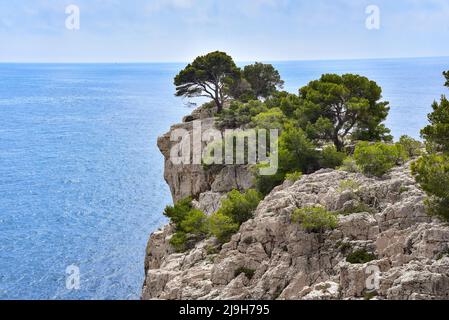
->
157, 104, 254, 206
142, 109, 449, 300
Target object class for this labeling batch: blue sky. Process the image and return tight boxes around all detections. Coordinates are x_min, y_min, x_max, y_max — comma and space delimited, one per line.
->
1, 0, 448, 62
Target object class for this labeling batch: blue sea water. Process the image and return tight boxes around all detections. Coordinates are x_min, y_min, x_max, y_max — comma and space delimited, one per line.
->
0, 57, 448, 300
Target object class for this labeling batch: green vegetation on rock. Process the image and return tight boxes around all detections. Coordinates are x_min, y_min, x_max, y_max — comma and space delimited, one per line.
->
338, 179, 361, 192
398, 135, 423, 158
164, 198, 209, 252
291, 207, 338, 233
298, 73, 392, 151
346, 249, 377, 264
354, 142, 408, 177
412, 71, 449, 222
171, 54, 449, 252
210, 189, 262, 244
319, 145, 346, 169
412, 154, 449, 221
285, 171, 303, 182
209, 212, 240, 244
163, 197, 193, 226
218, 189, 262, 225
165, 189, 263, 251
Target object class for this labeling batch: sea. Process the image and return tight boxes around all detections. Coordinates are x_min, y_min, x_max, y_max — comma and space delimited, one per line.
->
0, 57, 448, 299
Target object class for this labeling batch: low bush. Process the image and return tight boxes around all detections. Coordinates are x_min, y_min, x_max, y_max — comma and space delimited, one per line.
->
346, 249, 377, 264
337, 241, 352, 254
205, 245, 220, 256
209, 212, 240, 244
163, 197, 193, 225
354, 142, 408, 177
411, 154, 449, 221
216, 100, 268, 129
338, 179, 361, 192
254, 165, 286, 196
340, 202, 375, 215
165, 198, 208, 252
169, 232, 188, 253
319, 145, 346, 169
285, 171, 303, 182
179, 209, 209, 236
209, 189, 262, 244
291, 207, 338, 233
397, 135, 423, 158
338, 157, 359, 173
219, 189, 262, 225
255, 125, 320, 195
251, 107, 286, 131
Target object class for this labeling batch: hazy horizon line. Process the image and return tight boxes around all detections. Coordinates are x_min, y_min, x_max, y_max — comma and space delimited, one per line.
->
1, 55, 448, 65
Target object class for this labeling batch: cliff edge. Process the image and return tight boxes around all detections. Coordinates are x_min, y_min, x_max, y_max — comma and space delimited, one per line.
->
142, 109, 449, 300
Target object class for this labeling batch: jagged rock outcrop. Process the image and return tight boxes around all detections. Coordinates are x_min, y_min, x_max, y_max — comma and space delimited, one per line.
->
157, 112, 254, 204
143, 160, 449, 300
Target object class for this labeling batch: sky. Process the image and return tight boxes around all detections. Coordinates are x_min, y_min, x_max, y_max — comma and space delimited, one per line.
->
0, 0, 448, 62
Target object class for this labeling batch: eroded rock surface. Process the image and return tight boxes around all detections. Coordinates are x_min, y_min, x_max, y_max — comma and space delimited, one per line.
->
157, 116, 254, 203
142, 162, 449, 300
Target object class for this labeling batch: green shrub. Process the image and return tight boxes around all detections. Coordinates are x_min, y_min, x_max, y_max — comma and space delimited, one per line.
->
209, 212, 240, 244
319, 145, 346, 169
251, 107, 287, 131
411, 154, 449, 221
340, 201, 375, 215
209, 189, 262, 244
255, 170, 285, 196
216, 100, 268, 129
291, 207, 338, 233
165, 198, 209, 252
205, 245, 220, 255
203, 130, 260, 167
234, 267, 256, 280
255, 124, 320, 195
218, 189, 262, 225
338, 179, 361, 192
169, 232, 188, 253
354, 142, 408, 177
278, 124, 320, 174
254, 161, 287, 196
163, 197, 193, 225
420, 95, 449, 153
397, 135, 423, 158
337, 241, 352, 254
346, 249, 377, 264
179, 209, 209, 236
411, 73, 449, 222
338, 157, 359, 173
285, 171, 303, 182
